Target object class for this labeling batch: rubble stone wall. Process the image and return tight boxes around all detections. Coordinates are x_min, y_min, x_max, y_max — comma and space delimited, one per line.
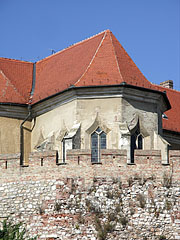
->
0, 150, 180, 240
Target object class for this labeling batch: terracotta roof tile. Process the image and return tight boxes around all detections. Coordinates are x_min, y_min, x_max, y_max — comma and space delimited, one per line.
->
74, 30, 152, 88
74, 31, 123, 87
0, 58, 33, 103
154, 85, 180, 133
111, 33, 152, 88
0, 70, 26, 103
0, 30, 180, 134
33, 31, 105, 102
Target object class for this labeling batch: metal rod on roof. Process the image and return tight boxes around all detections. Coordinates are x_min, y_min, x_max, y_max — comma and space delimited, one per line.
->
30, 62, 36, 97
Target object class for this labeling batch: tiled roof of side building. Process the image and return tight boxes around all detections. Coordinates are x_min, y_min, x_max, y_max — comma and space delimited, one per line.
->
0, 58, 33, 103
154, 85, 180, 133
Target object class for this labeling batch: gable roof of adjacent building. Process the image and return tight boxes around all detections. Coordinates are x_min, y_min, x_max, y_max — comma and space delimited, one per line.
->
0, 30, 180, 133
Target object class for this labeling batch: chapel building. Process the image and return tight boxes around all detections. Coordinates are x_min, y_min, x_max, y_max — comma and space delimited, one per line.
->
0, 30, 179, 165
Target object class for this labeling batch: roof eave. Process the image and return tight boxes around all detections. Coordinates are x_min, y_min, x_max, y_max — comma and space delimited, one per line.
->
31, 82, 171, 111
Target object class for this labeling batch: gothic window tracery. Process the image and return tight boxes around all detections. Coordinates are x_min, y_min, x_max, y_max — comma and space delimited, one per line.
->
91, 127, 106, 163
130, 127, 143, 163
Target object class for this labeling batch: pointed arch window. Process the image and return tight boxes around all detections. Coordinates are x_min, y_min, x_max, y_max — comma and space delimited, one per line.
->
130, 128, 143, 163
91, 127, 106, 163
60, 123, 81, 163
61, 133, 68, 163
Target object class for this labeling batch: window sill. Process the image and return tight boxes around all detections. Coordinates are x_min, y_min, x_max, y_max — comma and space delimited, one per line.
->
91, 162, 102, 165
56, 162, 67, 165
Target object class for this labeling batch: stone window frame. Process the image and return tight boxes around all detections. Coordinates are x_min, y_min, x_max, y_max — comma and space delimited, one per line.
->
130, 127, 144, 163
136, 133, 144, 150
85, 115, 110, 162
91, 127, 107, 163
59, 123, 81, 164
61, 132, 68, 163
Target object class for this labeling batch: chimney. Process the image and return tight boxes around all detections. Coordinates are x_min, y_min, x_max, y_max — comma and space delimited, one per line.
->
160, 80, 173, 89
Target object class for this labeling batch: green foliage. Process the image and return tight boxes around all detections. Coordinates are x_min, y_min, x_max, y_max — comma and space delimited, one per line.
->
128, 177, 133, 187
77, 212, 85, 224
94, 215, 115, 240
93, 177, 98, 183
162, 173, 172, 188
115, 204, 121, 213
119, 215, 128, 227
106, 191, 114, 199
54, 201, 61, 212
158, 235, 167, 240
0, 220, 36, 240
38, 205, 45, 215
165, 199, 172, 211
111, 177, 118, 184
137, 193, 146, 208
108, 212, 116, 222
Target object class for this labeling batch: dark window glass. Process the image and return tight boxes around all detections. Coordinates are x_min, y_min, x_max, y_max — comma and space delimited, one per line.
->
91, 132, 98, 162
138, 135, 143, 149
100, 132, 106, 149
91, 128, 106, 162
130, 129, 143, 163
96, 127, 102, 133
62, 139, 65, 162
130, 134, 136, 163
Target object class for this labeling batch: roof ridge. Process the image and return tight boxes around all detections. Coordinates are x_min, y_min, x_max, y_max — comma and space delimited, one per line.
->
109, 32, 124, 81
0, 70, 27, 102
153, 83, 180, 93
37, 30, 109, 64
110, 33, 152, 87
74, 31, 107, 86
0, 57, 32, 64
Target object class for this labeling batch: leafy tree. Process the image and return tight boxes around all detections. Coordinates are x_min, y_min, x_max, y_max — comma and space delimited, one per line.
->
0, 220, 36, 240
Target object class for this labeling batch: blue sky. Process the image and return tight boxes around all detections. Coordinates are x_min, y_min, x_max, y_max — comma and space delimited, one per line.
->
0, 0, 179, 90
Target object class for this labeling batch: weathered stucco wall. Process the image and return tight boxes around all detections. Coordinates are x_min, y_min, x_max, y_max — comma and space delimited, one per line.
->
31, 96, 161, 158
0, 150, 180, 240
0, 117, 21, 154
0, 117, 31, 159
76, 98, 121, 149
31, 100, 77, 152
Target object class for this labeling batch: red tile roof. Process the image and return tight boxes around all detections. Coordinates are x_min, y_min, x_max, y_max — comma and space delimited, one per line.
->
33, 31, 105, 102
155, 85, 180, 133
0, 70, 27, 103
0, 30, 179, 134
0, 58, 33, 103
74, 31, 152, 89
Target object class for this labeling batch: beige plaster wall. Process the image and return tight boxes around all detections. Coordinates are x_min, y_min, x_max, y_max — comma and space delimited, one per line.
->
122, 98, 159, 134
31, 100, 77, 151
31, 97, 160, 157
76, 98, 121, 149
31, 98, 122, 154
0, 117, 31, 159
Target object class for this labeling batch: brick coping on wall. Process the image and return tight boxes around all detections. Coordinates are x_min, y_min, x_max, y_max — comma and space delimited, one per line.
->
0, 149, 179, 185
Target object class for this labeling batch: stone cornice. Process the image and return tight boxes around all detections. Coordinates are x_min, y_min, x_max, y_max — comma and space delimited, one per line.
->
31, 85, 169, 118
0, 84, 170, 120
0, 103, 29, 120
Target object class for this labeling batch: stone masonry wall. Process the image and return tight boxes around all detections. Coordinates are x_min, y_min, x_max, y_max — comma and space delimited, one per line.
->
0, 150, 180, 239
